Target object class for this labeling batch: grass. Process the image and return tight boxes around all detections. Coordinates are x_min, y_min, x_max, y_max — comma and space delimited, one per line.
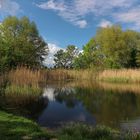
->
46, 69, 97, 81
7, 67, 140, 84
99, 69, 140, 83
56, 123, 140, 140
1, 111, 140, 140
57, 123, 120, 140
46, 69, 140, 83
0, 110, 50, 140
5, 85, 42, 96
2, 67, 45, 97
0, 103, 140, 140
8, 67, 46, 86
46, 69, 73, 81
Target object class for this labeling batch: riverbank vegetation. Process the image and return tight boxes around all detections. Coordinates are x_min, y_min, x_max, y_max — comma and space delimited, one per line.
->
1, 16, 140, 82
1, 15, 140, 139
98, 69, 140, 83
0, 111, 50, 140
46, 68, 140, 83
1, 110, 140, 140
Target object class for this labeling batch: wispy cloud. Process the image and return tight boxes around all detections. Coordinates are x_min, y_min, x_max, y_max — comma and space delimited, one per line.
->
37, 0, 89, 28
114, 6, 140, 29
0, 0, 20, 16
36, 0, 138, 28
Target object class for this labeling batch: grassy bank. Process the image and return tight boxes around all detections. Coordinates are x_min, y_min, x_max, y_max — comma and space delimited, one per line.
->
1, 110, 140, 140
0, 111, 50, 140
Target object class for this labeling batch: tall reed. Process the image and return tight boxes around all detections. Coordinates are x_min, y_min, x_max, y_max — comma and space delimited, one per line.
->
99, 69, 140, 83
6, 67, 46, 96
8, 67, 46, 86
46, 69, 97, 81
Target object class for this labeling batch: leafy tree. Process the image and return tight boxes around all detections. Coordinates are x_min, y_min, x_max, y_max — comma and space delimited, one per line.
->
74, 38, 104, 69
0, 16, 48, 72
96, 26, 140, 68
54, 45, 78, 69
75, 25, 140, 69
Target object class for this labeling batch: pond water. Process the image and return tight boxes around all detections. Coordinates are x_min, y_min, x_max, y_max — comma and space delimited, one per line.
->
2, 81, 140, 131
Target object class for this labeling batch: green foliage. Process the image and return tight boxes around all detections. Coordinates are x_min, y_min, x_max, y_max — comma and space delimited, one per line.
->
54, 45, 78, 69
0, 111, 49, 140
75, 25, 140, 69
0, 16, 48, 73
74, 38, 104, 69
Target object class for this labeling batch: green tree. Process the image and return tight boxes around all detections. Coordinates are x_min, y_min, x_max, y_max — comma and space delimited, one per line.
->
0, 16, 48, 72
54, 45, 78, 69
74, 38, 104, 69
75, 25, 140, 69
95, 26, 140, 68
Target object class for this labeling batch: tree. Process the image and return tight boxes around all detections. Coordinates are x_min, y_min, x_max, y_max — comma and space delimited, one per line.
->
74, 38, 104, 69
54, 45, 78, 69
0, 16, 48, 72
75, 25, 140, 69
95, 25, 140, 68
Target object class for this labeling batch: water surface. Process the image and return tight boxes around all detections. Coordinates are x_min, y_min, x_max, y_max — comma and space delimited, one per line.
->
2, 81, 140, 131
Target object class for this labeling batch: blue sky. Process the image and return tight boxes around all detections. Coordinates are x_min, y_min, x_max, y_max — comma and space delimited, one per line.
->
0, 0, 140, 66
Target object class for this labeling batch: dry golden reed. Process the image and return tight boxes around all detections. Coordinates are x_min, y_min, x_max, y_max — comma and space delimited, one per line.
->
99, 69, 140, 83
8, 67, 46, 86
46, 69, 97, 81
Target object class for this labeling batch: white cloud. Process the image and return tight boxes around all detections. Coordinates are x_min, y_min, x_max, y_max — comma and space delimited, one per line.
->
98, 19, 112, 28
36, 0, 136, 28
0, 0, 20, 16
75, 20, 87, 28
114, 6, 140, 29
43, 43, 64, 67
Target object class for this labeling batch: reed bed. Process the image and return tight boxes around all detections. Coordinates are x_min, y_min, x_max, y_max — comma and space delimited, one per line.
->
45, 69, 97, 81
8, 67, 46, 86
7, 68, 140, 84
46, 69, 73, 81
67, 69, 96, 80
5, 67, 46, 96
99, 69, 140, 83
46, 69, 140, 83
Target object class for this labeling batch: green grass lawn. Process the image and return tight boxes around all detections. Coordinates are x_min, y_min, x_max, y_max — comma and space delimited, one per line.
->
0, 111, 50, 140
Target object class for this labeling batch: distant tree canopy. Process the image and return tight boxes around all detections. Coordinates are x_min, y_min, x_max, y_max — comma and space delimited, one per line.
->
0, 16, 48, 72
74, 25, 140, 69
54, 45, 79, 69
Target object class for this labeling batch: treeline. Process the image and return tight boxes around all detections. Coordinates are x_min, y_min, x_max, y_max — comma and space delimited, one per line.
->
54, 26, 140, 69
1, 16, 140, 72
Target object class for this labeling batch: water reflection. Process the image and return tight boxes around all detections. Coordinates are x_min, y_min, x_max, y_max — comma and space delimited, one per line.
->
0, 94, 47, 120
38, 82, 140, 130
1, 81, 140, 131
38, 87, 96, 128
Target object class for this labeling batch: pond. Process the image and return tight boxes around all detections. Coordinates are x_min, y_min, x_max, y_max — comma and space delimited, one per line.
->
2, 81, 140, 131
